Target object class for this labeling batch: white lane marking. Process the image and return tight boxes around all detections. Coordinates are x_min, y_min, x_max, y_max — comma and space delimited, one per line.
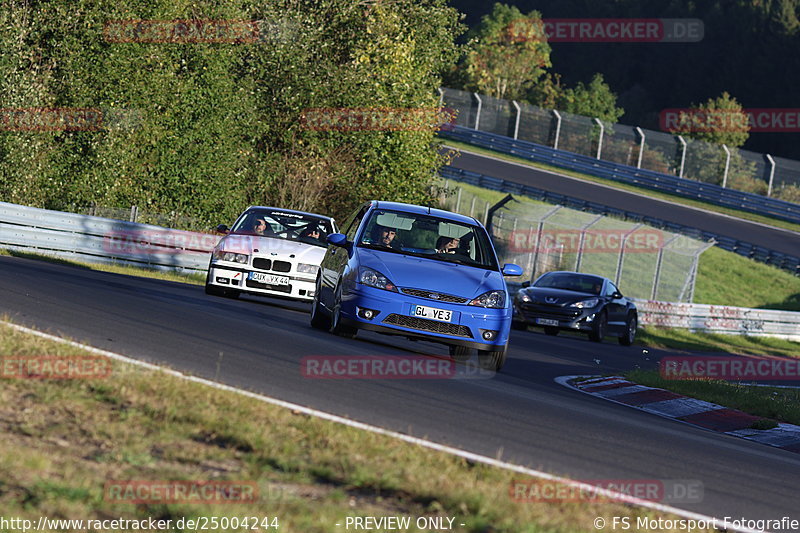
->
0, 320, 764, 532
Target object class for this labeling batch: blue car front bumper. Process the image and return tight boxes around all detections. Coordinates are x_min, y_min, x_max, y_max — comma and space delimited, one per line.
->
340, 284, 511, 350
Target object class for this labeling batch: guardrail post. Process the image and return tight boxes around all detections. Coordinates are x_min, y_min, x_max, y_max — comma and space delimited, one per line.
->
635, 127, 645, 169
512, 100, 521, 140
552, 110, 562, 150
129, 205, 138, 223
473, 92, 482, 131
677, 135, 687, 178
766, 154, 776, 197
594, 118, 604, 159
722, 145, 731, 188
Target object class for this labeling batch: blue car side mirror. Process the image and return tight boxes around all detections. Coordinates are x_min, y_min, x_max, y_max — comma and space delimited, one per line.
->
502, 264, 523, 276
327, 233, 348, 247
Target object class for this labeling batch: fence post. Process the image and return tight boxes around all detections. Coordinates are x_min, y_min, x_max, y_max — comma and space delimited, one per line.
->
635, 127, 645, 169
552, 110, 562, 150
469, 196, 476, 218
512, 100, 521, 140
129, 205, 138, 223
530, 206, 561, 281
651, 234, 679, 300
437, 87, 444, 106
594, 118, 604, 159
722, 144, 731, 188
766, 154, 776, 197
574, 215, 603, 272
677, 135, 687, 178
473, 92, 482, 131
455, 187, 462, 213
615, 224, 642, 286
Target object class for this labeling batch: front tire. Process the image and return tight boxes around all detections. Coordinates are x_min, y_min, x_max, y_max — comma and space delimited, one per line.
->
618, 313, 637, 346
310, 276, 330, 330
329, 283, 358, 339
588, 310, 607, 343
449, 345, 471, 362
478, 346, 507, 371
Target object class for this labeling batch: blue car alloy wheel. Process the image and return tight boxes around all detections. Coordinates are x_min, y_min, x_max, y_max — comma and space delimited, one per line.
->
311, 201, 522, 372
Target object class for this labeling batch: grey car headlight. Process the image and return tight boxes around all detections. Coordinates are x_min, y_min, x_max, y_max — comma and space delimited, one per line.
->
358, 267, 398, 292
297, 263, 319, 275
213, 249, 249, 264
469, 290, 506, 309
570, 298, 599, 309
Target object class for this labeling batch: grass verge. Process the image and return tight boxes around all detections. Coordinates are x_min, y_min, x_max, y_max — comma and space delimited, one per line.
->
625, 369, 800, 428
0, 320, 707, 532
442, 140, 800, 235
636, 327, 800, 359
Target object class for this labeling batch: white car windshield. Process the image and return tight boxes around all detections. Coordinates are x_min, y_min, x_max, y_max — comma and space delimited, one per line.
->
357, 209, 498, 270
230, 209, 333, 248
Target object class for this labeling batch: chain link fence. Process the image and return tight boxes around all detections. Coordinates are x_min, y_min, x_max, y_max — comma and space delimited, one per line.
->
440, 87, 800, 202
437, 183, 714, 302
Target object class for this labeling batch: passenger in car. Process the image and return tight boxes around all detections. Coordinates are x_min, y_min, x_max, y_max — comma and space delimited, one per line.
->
435, 236, 460, 254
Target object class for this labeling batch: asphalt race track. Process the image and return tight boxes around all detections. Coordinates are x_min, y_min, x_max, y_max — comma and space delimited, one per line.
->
446, 149, 800, 258
2, 255, 799, 529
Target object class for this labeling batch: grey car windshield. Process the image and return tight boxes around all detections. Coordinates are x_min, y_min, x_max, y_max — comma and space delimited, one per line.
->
231, 210, 333, 247
534, 273, 604, 295
357, 209, 498, 270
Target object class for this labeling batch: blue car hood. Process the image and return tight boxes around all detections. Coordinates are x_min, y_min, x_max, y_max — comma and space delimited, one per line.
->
357, 248, 503, 299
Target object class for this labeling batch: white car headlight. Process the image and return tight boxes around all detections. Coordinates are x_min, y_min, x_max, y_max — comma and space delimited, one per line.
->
358, 267, 397, 292
213, 249, 249, 264
469, 290, 506, 309
518, 291, 532, 303
297, 263, 319, 275
570, 298, 599, 309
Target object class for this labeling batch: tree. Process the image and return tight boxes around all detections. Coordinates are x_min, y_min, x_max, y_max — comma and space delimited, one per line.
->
671, 92, 750, 148
462, 3, 551, 100
556, 74, 624, 123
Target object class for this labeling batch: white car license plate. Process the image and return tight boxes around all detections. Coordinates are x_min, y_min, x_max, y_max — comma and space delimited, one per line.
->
536, 318, 559, 326
249, 272, 289, 286
412, 305, 452, 323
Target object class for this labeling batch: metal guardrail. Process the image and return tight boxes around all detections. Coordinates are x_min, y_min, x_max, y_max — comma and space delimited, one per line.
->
632, 299, 800, 341
3, 200, 799, 339
0, 201, 214, 272
440, 125, 800, 226
439, 165, 800, 275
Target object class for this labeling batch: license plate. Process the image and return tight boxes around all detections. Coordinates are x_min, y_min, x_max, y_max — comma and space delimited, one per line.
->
249, 272, 289, 286
412, 305, 452, 323
536, 318, 559, 326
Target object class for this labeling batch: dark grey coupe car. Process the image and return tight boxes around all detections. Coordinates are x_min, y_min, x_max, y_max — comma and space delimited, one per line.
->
512, 271, 637, 345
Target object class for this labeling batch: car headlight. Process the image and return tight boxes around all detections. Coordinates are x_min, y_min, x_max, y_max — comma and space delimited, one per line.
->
297, 263, 319, 275
358, 267, 397, 292
469, 290, 506, 309
213, 249, 249, 264
570, 298, 599, 309
518, 291, 532, 303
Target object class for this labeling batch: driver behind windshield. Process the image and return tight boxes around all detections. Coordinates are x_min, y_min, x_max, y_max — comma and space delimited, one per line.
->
367, 225, 398, 249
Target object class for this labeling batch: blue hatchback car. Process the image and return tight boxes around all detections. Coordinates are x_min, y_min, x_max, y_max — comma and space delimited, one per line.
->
310, 201, 522, 371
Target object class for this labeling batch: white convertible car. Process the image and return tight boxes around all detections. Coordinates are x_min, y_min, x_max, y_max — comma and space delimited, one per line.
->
205, 206, 337, 302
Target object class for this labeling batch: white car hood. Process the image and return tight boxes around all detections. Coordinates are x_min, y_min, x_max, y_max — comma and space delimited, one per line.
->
219, 235, 326, 264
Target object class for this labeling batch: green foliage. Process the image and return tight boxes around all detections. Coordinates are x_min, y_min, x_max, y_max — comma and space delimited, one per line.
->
673, 92, 750, 148
556, 74, 624, 123
462, 3, 551, 100
0, 0, 463, 227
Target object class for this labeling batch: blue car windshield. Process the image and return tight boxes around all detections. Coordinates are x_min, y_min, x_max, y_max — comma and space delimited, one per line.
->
357, 209, 499, 270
